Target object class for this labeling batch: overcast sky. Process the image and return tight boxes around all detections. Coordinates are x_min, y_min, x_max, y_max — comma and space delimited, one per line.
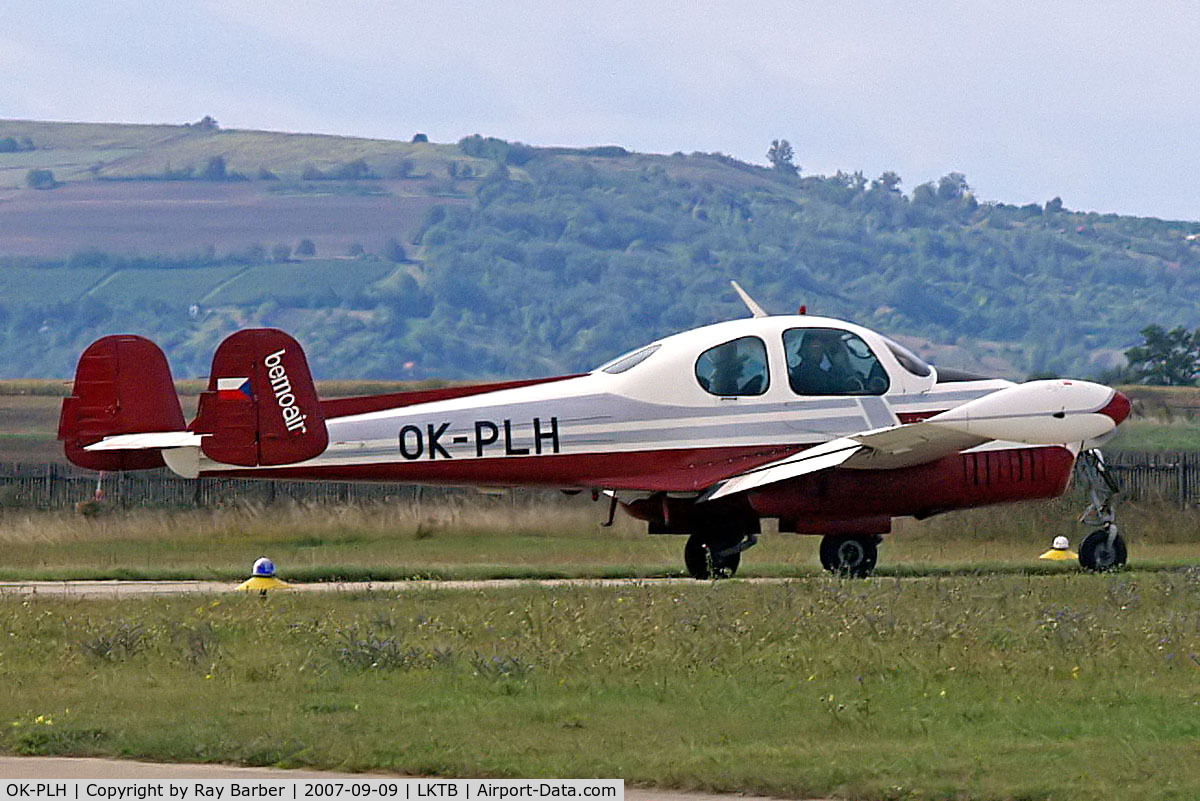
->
3, 1, 1199, 220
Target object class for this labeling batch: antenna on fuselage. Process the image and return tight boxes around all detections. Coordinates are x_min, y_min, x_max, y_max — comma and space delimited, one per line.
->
730, 280, 769, 318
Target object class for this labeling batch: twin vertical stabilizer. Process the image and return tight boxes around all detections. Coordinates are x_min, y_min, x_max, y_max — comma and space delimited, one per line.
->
59, 328, 329, 472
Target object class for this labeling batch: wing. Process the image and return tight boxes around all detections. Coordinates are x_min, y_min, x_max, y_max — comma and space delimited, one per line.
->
702, 380, 1129, 502
701, 422, 986, 501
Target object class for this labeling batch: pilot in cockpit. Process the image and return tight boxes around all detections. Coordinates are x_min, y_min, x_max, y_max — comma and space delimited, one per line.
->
790, 331, 840, 394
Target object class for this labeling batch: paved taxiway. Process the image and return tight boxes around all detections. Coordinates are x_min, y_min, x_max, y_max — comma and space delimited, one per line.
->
0, 578, 762, 598
0, 757, 799, 801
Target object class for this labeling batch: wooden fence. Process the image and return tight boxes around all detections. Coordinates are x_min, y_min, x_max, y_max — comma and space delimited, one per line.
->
0, 462, 432, 510
0, 452, 1197, 511
1102, 452, 1200, 508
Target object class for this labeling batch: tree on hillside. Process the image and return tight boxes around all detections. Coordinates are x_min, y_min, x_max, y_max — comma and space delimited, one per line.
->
202, 156, 228, 181
296, 238, 316, 257
937, 172, 969, 201
767, 139, 798, 176
1124, 324, 1200, 385
25, 169, 57, 190
384, 237, 407, 263
187, 115, 220, 131
870, 171, 902, 193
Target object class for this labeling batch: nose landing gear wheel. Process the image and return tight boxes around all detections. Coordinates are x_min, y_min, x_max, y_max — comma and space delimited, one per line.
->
684, 530, 744, 580
1079, 527, 1127, 572
819, 535, 879, 578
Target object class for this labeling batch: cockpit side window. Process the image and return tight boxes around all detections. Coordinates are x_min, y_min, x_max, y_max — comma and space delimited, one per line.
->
695, 336, 769, 396
783, 328, 889, 396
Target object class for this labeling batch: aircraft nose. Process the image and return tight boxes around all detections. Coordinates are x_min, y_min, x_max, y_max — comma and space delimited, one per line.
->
1098, 389, 1131, 425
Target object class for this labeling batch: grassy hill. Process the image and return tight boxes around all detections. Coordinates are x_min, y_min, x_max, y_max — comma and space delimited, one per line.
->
2, 119, 1200, 382
0, 119, 478, 187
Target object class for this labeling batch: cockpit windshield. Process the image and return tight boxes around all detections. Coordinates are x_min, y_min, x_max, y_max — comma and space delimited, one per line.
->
882, 337, 932, 378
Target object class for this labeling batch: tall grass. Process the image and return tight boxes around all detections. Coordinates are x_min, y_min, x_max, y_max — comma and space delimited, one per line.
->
0, 493, 1195, 581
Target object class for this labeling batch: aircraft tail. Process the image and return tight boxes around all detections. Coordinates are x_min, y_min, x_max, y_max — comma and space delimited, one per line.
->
190, 328, 328, 466
58, 335, 186, 471
62, 329, 329, 473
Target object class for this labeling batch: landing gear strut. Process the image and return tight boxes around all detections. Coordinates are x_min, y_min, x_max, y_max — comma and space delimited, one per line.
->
1075, 449, 1127, 572
819, 535, 879, 578
684, 522, 757, 580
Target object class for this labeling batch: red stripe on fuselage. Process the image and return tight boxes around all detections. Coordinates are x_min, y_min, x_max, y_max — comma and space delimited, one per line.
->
896, 410, 947, 424
205, 444, 805, 492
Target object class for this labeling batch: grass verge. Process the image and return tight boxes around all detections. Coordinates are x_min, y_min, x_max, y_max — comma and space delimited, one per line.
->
0, 576, 1198, 799
0, 494, 1197, 581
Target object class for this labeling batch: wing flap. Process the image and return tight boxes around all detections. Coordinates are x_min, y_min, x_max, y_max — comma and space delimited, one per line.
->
702, 437, 864, 501
703, 422, 989, 501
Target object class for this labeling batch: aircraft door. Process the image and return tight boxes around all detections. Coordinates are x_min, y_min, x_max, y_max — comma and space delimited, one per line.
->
783, 328, 890, 397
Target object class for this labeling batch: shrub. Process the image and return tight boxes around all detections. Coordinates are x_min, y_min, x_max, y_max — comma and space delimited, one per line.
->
25, 169, 57, 190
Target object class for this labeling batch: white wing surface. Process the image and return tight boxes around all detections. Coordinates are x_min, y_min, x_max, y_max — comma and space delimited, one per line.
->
704, 380, 1128, 501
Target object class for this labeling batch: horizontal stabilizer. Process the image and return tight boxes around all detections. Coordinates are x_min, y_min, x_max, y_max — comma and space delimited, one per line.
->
85, 432, 207, 451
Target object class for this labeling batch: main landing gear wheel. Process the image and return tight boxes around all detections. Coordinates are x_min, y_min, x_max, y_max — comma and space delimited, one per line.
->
1079, 527, 1127, 572
684, 528, 749, 580
819, 535, 879, 578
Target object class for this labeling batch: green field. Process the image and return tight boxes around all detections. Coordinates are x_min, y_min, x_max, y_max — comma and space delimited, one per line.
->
1, 573, 1198, 800
1104, 420, 1200, 452
0, 260, 406, 309
0, 267, 109, 305
87, 265, 246, 305
201, 260, 402, 305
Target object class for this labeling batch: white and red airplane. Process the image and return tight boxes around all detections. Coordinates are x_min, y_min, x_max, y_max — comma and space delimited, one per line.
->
59, 284, 1131, 578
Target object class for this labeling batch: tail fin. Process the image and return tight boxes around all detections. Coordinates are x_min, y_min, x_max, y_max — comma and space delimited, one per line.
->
191, 328, 328, 466
58, 335, 186, 471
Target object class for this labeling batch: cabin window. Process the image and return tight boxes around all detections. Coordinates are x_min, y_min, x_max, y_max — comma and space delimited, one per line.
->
601, 344, 661, 374
783, 328, 889, 396
695, 336, 769, 396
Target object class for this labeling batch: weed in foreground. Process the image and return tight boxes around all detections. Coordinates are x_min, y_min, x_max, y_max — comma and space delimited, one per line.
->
15, 727, 108, 756
335, 629, 455, 671
78, 622, 146, 660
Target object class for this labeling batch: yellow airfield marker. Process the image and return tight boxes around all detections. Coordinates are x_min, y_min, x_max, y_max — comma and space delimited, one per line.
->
1039, 535, 1077, 561
236, 557, 290, 594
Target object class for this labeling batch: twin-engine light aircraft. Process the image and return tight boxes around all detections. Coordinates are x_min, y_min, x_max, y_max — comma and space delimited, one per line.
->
59, 284, 1131, 578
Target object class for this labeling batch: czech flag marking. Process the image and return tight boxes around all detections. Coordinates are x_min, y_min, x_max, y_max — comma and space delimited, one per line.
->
217, 377, 253, 401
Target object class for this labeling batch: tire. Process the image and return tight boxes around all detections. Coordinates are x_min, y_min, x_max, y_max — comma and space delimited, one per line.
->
819, 535, 879, 578
1079, 528, 1127, 572
684, 529, 743, 580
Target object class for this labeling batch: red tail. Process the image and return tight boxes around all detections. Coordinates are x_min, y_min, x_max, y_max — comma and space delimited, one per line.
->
191, 328, 328, 466
58, 335, 186, 471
